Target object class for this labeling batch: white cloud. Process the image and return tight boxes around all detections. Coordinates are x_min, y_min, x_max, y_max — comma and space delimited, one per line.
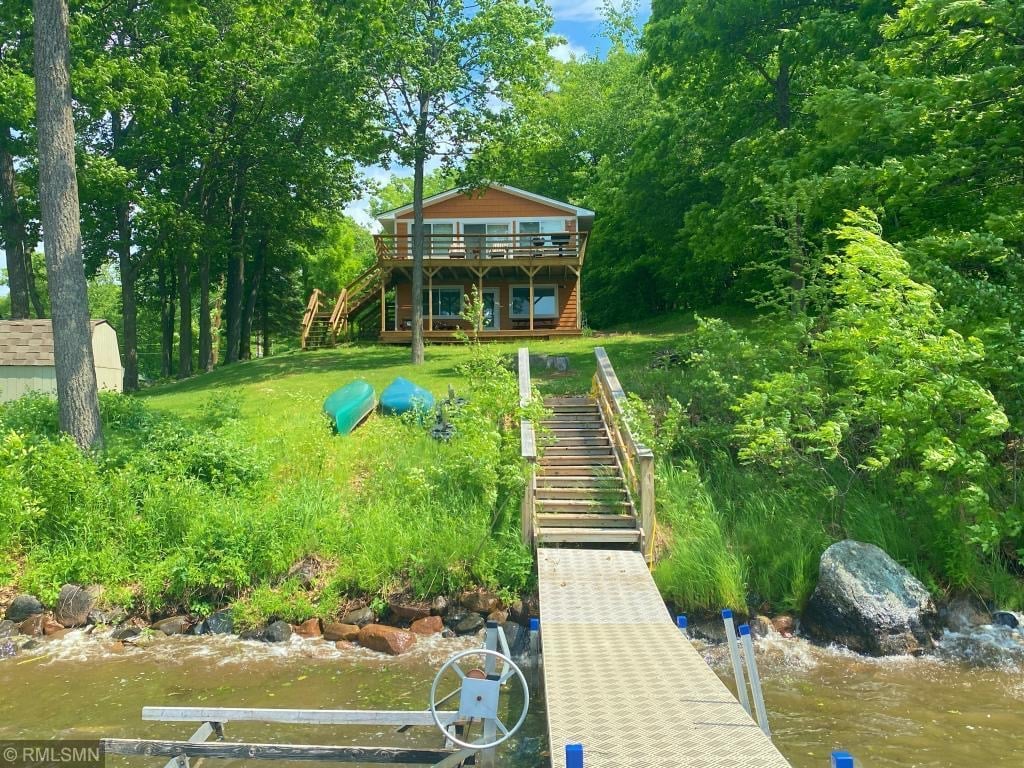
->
549, 0, 637, 22
551, 41, 588, 62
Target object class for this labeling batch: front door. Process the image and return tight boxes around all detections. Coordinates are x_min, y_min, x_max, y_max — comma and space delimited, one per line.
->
482, 288, 500, 330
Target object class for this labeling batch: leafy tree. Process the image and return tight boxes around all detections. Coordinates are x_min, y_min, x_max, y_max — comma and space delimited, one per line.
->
352, 0, 553, 363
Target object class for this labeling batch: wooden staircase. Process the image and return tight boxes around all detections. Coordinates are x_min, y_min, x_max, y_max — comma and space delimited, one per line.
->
519, 346, 655, 559
534, 397, 641, 547
300, 264, 384, 350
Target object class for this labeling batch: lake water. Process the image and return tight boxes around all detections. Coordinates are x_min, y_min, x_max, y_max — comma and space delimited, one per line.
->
1, 628, 1022, 767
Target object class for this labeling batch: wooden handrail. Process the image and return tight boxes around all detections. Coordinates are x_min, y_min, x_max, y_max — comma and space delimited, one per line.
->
373, 232, 584, 262
300, 289, 324, 349
592, 346, 656, 564
518, 347, 536, 550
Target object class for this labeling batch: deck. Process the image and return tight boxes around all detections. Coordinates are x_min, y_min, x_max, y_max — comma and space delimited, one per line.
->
379, 328, 582, 344
539, 549, 792, 768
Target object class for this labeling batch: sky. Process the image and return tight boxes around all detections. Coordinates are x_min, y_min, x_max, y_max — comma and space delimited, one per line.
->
0, 1, 651, 295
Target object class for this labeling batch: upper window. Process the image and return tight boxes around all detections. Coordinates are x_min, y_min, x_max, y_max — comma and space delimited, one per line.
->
422, 222, 454, 257
519, 220, 565, 248
509, 285, 557, 318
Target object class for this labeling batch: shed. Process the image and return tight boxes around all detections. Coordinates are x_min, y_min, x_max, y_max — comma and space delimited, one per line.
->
0, 319, 124, 403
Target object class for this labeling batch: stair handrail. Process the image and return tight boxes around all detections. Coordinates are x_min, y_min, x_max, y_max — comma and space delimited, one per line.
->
592, 346, 656, 563
328, 288, 348, 338
301, 288, 325, 350
518, 347, 536, 549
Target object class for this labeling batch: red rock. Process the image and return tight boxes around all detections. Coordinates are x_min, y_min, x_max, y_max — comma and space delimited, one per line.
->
461, 590, 499, 615
293, 618, 322, 638
357, 624, 417, 656
334, 640, 357, 650
409, 616, 443, 635
323, 623, 361, 642
19, 615, 44, 636
43, 617, 65, 635
486, 609, 508, 624
388, 600, 431, 623
772, 615, 795, 635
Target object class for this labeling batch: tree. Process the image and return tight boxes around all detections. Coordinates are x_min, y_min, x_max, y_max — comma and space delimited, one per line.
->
32, 0, 102, 449
355, 0, 553, 363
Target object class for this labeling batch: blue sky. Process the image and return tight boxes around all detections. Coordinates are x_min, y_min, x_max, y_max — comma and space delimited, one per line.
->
0, 1, 651, 296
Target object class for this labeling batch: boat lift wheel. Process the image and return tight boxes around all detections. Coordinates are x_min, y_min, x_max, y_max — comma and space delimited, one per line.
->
429, 648, 530, 751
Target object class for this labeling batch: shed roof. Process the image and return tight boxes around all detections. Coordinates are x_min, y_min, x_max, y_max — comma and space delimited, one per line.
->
0, 319, 111, 367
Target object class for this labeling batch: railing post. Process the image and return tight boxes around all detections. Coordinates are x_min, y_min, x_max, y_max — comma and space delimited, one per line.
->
518, 348, 536, 549
638, 453, 655, 563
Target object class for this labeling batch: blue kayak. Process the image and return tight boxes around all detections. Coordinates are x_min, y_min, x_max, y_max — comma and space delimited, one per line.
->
323, 380, 376, 435
380, 377, 435, 416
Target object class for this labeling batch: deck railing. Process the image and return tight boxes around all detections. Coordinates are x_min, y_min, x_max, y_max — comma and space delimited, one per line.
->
518, 348, 537, 549
300, 288, 325, 349
375, 232, 587, 261
592, 347, 656, 563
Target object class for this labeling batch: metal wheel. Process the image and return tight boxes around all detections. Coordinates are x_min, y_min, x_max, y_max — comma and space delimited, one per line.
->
429, 648, 530, 751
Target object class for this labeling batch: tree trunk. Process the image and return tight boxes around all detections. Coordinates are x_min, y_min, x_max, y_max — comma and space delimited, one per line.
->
775, 53, 791, 130
32, 0, 102, 449
159, 259, 176, 378
198, 247, 212, 372
26, 250, 46, 317
0, 128, 31, 319
177, 247, 192, 377
225, 177, 246, 364
116, 201, 140, 390
239, 233, 266, 361
410, 98, 429, 365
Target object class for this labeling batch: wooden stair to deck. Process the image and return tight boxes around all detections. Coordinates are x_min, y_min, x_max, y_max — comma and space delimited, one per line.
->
534, 396, 641, 548
301, 264, 385, 350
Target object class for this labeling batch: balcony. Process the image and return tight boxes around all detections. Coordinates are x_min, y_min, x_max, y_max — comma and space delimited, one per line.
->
374, 232, 587, 263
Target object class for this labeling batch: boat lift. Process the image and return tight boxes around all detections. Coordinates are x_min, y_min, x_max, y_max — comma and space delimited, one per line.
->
101, 622, 529, 768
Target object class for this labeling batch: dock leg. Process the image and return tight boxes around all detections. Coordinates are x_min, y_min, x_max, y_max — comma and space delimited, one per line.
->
739, 624, 771, 737
722, 609, 751, 715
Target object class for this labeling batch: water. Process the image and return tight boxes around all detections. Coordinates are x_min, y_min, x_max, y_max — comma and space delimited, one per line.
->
1, 628, 1022, 767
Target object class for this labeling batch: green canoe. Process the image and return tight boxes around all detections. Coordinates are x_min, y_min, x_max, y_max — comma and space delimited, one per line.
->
323, 379, 376, 435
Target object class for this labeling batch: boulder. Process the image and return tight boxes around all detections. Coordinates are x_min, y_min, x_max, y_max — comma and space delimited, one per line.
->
771, 615, 796, 636
323, 623, 361, 642
501, 621, 530, 661
510, 594, 539, 626
88, 606, 126, 627
205, 609, 234, 635
454, 613, 485, 636
461, 590, 499, 615
941, 594, 990, 632
431, 596, 450, 616
5, 595, 43, 624
388, 600, 430, 623
993, 611, 1022, 629
409, 616, 443, 636
443, 608, 470, 630
43, 617, 65, 635
19, 615, 45, 637
54, 584, 94, 628
20, 638, 41, 651
0, 620, 17, 638
263, 620, 293, 643
293, 618, 322, 638
357, 624, 417, 656
749, 615, 775, 639
340, 607, 375, 627
153, 616, 191, 636
239, 627, 265, 641
285, 557, 321, 589
802, 540, 940, 656
111, 627, 141, 641
487, 609, 509, 624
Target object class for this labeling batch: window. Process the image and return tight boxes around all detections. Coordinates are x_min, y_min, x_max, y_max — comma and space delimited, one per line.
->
509, 285, 557, 318
422, 222, 454, 257
422, 287, 463, 317
464, 223, 511, 257
518, 220, 564, 248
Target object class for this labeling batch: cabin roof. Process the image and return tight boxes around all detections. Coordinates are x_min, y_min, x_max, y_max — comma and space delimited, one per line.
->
375, 182, 595, 224
0, 319, 111, 366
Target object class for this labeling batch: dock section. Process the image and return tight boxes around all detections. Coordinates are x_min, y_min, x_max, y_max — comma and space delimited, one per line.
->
539, 548, 792, 768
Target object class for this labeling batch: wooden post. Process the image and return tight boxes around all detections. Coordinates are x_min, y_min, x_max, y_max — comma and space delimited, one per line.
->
639, 453, 655, 563
379, 280, 385, 335
528, 272, 535, 332
575, 269, 582, 330
477, 270, 484, 333
427, 271, 433, 332
518, 347, 536, 549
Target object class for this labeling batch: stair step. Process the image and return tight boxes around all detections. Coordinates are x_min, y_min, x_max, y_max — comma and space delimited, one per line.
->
545, 447, 615, 457
544, 397, 597, 406
536, 486, 628, 500
542, 420, 605, 429
539, 456, 618, 467
547, 427, 607, 437
546, 436, 611, 447
536, 475, 623, 487
536, 499, 632, 514
536, 514, 637, 529
536, 528, 642, 545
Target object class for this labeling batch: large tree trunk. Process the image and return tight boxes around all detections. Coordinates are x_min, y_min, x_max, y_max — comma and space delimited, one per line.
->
0, 127, 31, 319
410, 99, 429, 365
239, 233, 267, 361
32, 0, 102, 449
159, 259, 176, 378
225, 176, 246, 364
198, 246, 212, 372
177, 247, 192, 377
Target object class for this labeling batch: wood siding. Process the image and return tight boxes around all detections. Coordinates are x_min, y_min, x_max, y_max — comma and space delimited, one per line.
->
396, 187, 573, 220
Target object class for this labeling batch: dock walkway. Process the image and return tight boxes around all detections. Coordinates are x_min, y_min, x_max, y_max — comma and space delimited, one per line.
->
538, 548, 792, 767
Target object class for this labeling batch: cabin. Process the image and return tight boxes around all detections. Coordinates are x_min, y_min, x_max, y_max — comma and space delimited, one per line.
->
300, 184, 594, 347
0, 319, 124, 402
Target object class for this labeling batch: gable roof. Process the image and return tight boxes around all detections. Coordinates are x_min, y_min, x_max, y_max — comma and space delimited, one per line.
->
0, 319, 110, 367
375, 182, 595, 222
